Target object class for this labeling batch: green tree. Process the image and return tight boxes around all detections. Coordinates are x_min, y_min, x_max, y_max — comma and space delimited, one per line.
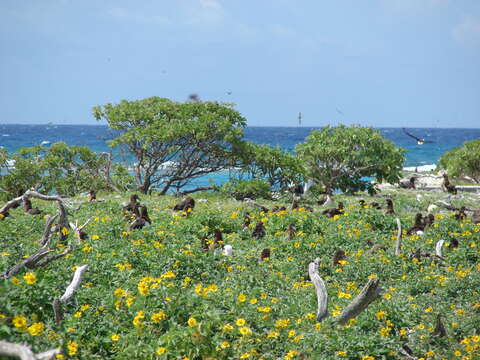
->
439, 138, 480, 183
237, 142, 304, 190
93, 97, 247, 194
295, 125, 405, 194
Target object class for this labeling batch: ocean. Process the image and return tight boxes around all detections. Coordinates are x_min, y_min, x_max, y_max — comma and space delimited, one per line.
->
1, 124, 480, 188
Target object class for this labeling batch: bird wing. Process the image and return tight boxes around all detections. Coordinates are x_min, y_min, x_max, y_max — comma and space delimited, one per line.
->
402, 128, 422, 142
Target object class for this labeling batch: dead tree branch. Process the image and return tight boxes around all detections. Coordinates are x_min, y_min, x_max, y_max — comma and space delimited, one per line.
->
308, 258, 328, 322
59, 264, 88, 303
0, 340, 60, 360
337, 278, 382, 325
395, 218, 402, 256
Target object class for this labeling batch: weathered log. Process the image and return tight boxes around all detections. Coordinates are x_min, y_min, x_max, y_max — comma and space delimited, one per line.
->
395, 218, 402, 256
59, 265, 88, 303
35, 246, 71, 268
0, 340, 60, 360
308, 258, 328, 322
2, 247, 51, 279
52, 298, 63, 325
337, 278, 382, 325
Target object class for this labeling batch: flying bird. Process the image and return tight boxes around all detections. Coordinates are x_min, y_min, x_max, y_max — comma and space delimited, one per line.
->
226, 91, 232, 95
336, 108, 344, 115
402, 128, 433, 145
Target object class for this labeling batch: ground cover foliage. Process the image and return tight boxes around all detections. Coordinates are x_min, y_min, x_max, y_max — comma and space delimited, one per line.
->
1, 189, 479, 359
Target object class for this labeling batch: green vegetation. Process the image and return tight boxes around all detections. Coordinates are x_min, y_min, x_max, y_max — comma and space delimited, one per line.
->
439, 139, 480, 183
296, 125, 405, 195
1, 189, 479, 359
93, 97, 247, 195
0, 142, 130, 201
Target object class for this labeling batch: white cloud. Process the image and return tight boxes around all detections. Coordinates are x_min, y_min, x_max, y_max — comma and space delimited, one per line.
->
184, 0, 225, 26
453, 16, 480, 47
381, 0, 449, 13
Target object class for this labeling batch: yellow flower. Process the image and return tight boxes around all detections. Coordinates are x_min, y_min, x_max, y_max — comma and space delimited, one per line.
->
239, 326, 252, 335
12, 315, 27, 330
220, 341, 230, 348
114, 288, 127, 297
379, 327, 391, 337
240, 353, 251, 359
91, 234, 100, 240
376, 311, 388, 320
424, 307, 433, 313
267, 331, 279, 338
80, 304, 90, 311
237, 293, 247, 302
383, 293, 392, 300
61, 227, 69, 236
67, 341, 78, 356
111, 334, 120, 341
73, 312, 82, 318
221, 324, 234, 331
11, 277, 20, 285
151, 311, 167, 323
187, 317, 198, 327
250, 298, 258, 304
362, 356, 375, 360
23, 272, 37, 285
236, 318, 246, 326
336, 351, 347, 357
156, 347, 167, 355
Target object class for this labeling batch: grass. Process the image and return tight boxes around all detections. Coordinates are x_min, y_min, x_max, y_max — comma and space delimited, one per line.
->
0, 188, 479, 359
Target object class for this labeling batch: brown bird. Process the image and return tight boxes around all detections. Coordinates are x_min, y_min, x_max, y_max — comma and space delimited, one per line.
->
455, 206, 467, 221
448, 238, 459, 249
123, 194, 141, 212
385, 199, 395, 214
271, 206, 286, 213
370, 201, 381, 209
252, 221, 266, 239
23, 199, 44, 215
129, 205, 152, 230
173, 196, 195, 214
259, 248, 271, 261
423, 214, 435, 228
407, 213, 425, 235
88, 190, 98, 202
332, 249, 346, 266
286, 222, 296, 240
399, 177, 416, 189
242, 212, 251, 229
322, 202, 344, 218
442, 174, 457, 194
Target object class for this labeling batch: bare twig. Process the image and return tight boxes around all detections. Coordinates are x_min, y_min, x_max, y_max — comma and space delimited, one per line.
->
39, 215, 58, 246
308, 258, 328, 322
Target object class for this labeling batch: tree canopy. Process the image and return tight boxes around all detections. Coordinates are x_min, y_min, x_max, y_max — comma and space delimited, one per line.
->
439, 138, 480, 183
93, 97, 247, 194
295, 125, 405, 194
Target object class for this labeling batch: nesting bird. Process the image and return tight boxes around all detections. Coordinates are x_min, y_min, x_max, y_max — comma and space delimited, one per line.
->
123, 194, 141, 213
322, 202, 344, 218
259, 248, 271, 261
23, 199, 44, 215
332, 249, 346, 266
252, 221, 266, 239
423, 214, 435, 228
442, 174, 457, 195
454, 206, 467, 221
129, 205, 152, 230
173, 196, 195, 215
385, 199, 395, 214
286, 222, 296, 240
407, 213, 425, 235
242, 212, 251, 230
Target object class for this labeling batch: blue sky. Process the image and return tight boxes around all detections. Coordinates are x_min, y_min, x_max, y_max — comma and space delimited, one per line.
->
1, 0, 479, 127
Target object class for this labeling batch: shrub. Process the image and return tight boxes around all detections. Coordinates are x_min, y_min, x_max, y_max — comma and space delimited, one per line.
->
439, 138, 480, 183
221, 179, 271, 200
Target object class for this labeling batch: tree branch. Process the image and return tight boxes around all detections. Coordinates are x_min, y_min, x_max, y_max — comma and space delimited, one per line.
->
308, 258, 328, 322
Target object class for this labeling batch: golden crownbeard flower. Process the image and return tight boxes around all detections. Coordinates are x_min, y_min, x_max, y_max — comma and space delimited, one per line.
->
220, 341, 230, 348
67, 341, 78, 356
111, 334, 120, 341
156, 347, 167, 355
237, 293, 247, 302
239, 326, 252, 335
12, 316, 28, 330
236, 318, 246, 326
187, 317, 198, 327
23, 272, 37, 285
151, 311, 167, 323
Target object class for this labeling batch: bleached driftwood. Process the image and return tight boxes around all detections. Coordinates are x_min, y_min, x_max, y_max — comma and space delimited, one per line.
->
59, 265, 88, 303
39, 215, 58, 246
394, 218, 402, 256
69, 217, 93, 243
308, 258, 328, 322
0, 340, 60, 360
1, 247, 52, 279
52, 298, 63, 325
435, 240, 445, 258
337, 278, 382, 325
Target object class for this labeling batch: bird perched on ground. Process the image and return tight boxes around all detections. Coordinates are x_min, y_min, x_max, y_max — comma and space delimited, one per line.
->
407, 213, 425, 235
370, 202, 381, 209
271, 206, 286, 213
88, 190, 97, 202
123, 194, 141, 213
385, 199, 395, 214
454, 206, 467, 221
252, 221, 266, 239
332, 249, 346, 266
441, 174, 457, 195
399, 177, 416, 189
423, 214, 435, 228
173, 197, 195, 214
286, 222, 296, 240
322, 202, 344, 218
129, 205, 152, 230
448, 238, 459, 249
242, 212, 251, 230
23, 199, 44, 215
292, 199, 313, 212
259, 248, 271, 261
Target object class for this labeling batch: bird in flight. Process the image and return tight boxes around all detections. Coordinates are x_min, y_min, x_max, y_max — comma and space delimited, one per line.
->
336, 108, 344, 115
402, 128, 433, 145
226, 91, 232, 95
